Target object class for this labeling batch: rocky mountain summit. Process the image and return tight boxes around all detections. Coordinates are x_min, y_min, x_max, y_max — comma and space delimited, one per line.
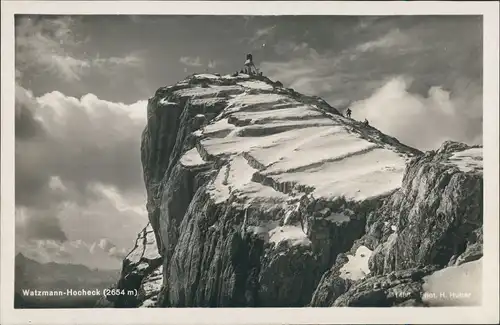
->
99, 73, 483, 308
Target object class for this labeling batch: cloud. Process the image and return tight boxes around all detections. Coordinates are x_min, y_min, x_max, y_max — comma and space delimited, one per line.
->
261, 32, 413, 102
108, 246, 128, 259
15, 94, 46, 140
261, 47, 353, 100
354, 28, 408, 53
179, 56, 203, 67
15, 16, 144, 82
260, 17, 482, 151
15, 84, 148, 247
274, 41, 310, 56
56, 184, 147, 250
15, 16, 88, 81
208, 60, 217, 69
92, 53, 144, 69
240, 24, 278, 51
95, 238, 114, 253
349, 76, 482, 151
16, 207, 68, 242
249, 25, 276, 44
16, 236, 129, 270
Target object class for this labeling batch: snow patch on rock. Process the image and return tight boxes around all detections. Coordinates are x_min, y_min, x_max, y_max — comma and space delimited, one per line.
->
339, 245, 372, 281
447, 147, 483, 173
223, 93, 291, 115
247, 221, 280, 242
174, 85, 241, 99
207, 154, 289, 206
269, 225, 311, 247
202, 118, 236, 137
422, 258, 482, 306
238, 80, 274, 91
207, 165, 231, 204
159, 98, 177, 106
194, 74, 220, 79
232, 105, 321, 124
270, 147, 405, 200
180, 147, 207, 167
126, 223, 161, 264
326, 212, 350, 224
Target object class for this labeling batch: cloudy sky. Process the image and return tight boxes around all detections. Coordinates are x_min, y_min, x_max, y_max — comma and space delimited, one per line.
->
14, 14, 483, 270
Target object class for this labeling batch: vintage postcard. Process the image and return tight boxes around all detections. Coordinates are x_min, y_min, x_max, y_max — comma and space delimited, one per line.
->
1, 1, 499, 324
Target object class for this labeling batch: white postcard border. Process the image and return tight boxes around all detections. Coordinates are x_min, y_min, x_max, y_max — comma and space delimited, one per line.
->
1, 1, 498, 324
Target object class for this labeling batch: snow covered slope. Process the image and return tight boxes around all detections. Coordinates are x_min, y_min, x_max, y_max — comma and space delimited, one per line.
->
170, 73, 420, 212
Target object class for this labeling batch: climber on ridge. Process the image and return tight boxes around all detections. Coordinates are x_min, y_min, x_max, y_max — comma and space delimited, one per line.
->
346, 108, 352, 118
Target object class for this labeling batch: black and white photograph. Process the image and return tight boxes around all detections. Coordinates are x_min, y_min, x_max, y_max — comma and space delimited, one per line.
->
1, 1, 499, 324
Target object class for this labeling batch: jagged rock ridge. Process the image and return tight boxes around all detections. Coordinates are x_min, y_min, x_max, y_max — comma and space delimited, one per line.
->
96, 223, 162, 308
311, 141, 483, 307
104, 73, 482, 308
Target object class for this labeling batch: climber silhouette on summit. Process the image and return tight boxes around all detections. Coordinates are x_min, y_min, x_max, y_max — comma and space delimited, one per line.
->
243, 53, 259, 75
346, 108, 352, 118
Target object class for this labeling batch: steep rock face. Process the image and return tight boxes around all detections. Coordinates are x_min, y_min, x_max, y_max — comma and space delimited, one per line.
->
367, 141, 483, 274
114, 73, 481, 308
455, 227, 482, 266
99, 223, 162, 308
131, 73, 423, 307
331, 265, 439, 307
311, 141, 483, 307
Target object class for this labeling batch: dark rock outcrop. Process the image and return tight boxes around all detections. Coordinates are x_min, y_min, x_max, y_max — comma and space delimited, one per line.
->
98, 223, 162, 308
367, 141, 482, 274
311, 141, 483, 307
332, 265, 439, 307
455, 227, 482, 266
